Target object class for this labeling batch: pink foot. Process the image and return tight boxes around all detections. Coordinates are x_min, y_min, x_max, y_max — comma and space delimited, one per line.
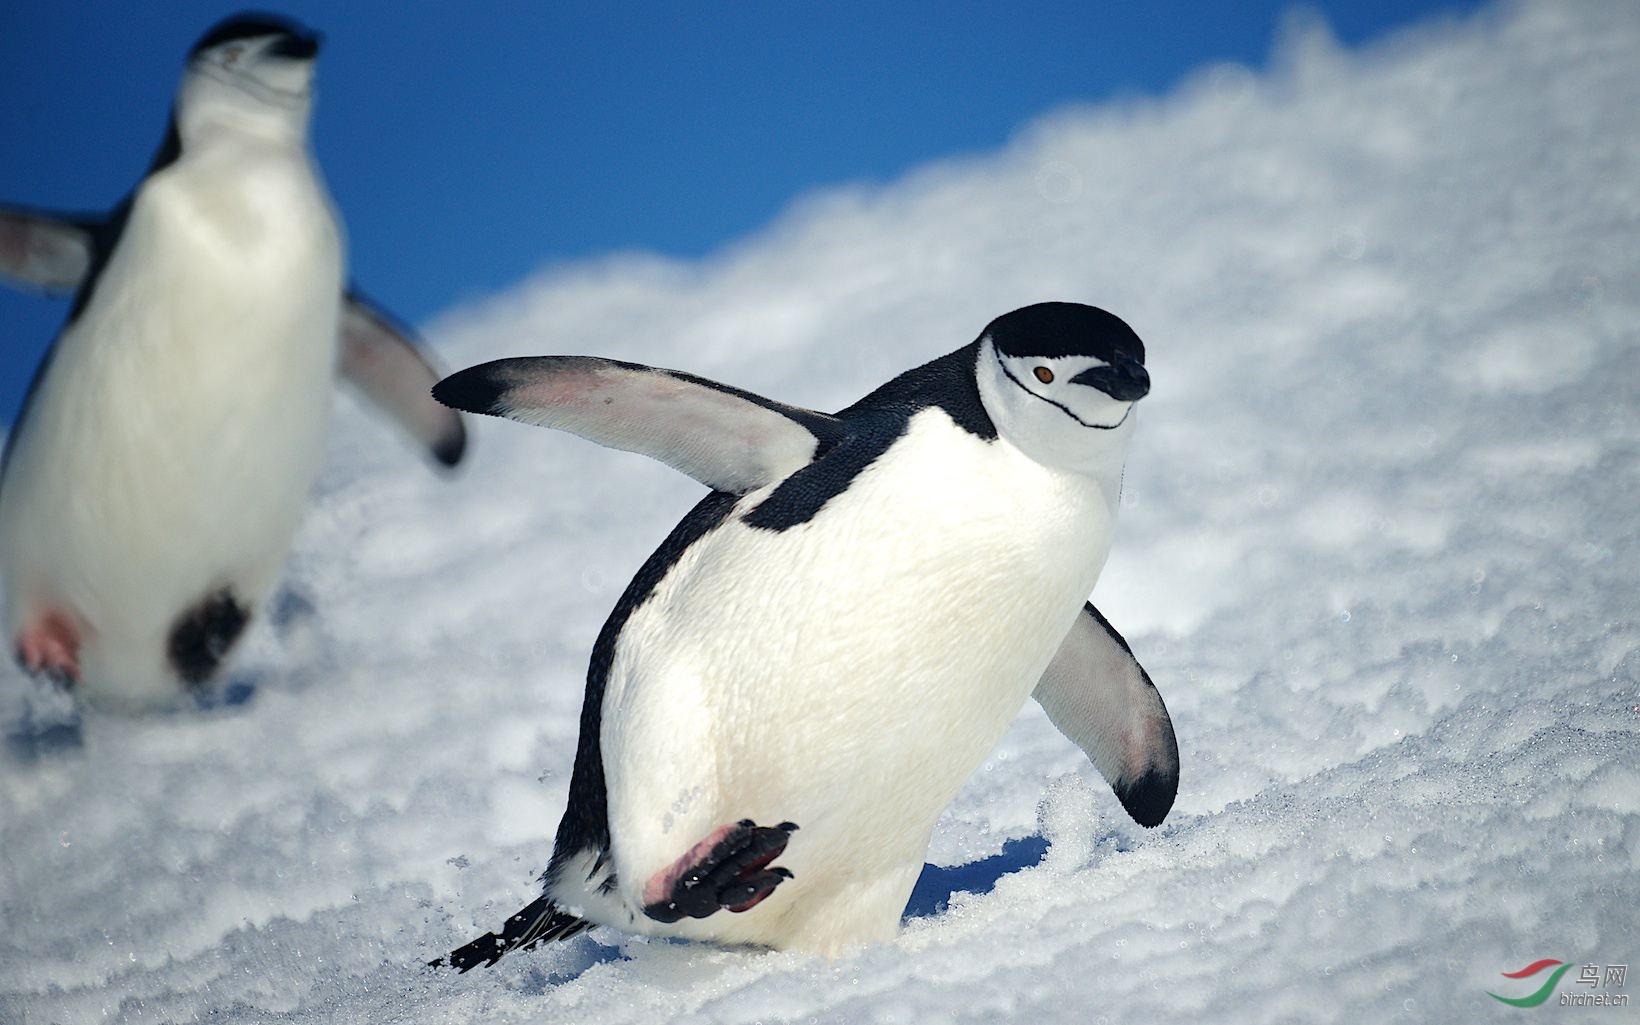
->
16, 610, 82, 686
642, 819, 798, 924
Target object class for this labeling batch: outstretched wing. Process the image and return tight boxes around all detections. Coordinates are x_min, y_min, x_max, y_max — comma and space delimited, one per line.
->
433, 356, 845, 494
0, 206, 97, 294
339, 290, 467, 468
1033, 603, 1180, 827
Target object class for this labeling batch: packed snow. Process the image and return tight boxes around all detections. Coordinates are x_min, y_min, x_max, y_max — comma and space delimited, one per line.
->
3, 1, 1637, 1021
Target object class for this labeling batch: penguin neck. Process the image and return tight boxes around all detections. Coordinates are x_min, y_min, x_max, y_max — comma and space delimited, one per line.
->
1020, 419, 1131, 520
174, 71, 313, 154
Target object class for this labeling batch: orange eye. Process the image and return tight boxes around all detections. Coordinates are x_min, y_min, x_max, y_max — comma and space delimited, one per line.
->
1033, 366, 1055, 384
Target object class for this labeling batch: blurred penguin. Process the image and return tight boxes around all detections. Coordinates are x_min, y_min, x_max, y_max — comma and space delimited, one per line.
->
0, 13, 466, 709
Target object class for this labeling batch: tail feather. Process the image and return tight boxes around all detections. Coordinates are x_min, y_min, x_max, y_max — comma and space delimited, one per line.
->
430, 896, 593, 972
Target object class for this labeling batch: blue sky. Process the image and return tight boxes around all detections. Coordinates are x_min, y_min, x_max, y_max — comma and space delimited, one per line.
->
0, 1, 1481, 422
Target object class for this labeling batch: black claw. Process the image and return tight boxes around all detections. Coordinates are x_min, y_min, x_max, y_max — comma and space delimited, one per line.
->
642, 819, 800, 924
719, 882, 760, 907
720, 871, 777, 909
644, 902, 684, 924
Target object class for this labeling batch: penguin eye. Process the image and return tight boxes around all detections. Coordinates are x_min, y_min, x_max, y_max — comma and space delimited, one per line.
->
1033, 366, 1055, 384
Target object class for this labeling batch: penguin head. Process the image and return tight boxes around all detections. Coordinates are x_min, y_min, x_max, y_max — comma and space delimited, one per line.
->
175, 13, 322, 144
974, 302, 1149, 475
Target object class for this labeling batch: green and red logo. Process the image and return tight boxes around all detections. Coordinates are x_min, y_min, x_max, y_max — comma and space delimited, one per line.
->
1489, 960, 1572, 1007
1489, 959, 1629, 1008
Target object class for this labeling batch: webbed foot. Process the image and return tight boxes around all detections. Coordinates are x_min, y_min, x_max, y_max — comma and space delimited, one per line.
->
16, 610, 81, 686
642, 819, 798, 923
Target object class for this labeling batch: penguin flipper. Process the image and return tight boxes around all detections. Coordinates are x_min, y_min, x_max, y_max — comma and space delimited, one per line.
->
339, 288, 468, 469
429, 895, 593, 972
1032, 603, 1180, 828
0, 205, 97, 294
433, 356, 844, 494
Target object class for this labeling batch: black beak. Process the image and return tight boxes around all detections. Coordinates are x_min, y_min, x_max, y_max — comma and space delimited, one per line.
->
268, 29, 322, 61
1070, 357, 1149, 402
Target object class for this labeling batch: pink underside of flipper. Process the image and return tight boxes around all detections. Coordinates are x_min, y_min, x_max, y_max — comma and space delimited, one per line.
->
642, 822, 739, 907
16, 609, 83, 684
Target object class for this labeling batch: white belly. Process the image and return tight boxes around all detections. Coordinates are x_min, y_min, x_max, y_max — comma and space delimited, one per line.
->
601, 409, 1117, 952
0, 144, 343, 708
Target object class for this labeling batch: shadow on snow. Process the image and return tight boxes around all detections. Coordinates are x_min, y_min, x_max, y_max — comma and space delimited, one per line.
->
902, 833, 1051, 920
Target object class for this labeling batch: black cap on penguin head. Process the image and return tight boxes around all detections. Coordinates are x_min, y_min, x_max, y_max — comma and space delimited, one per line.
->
190, 11, 322, 60
986, 302, 1145, 366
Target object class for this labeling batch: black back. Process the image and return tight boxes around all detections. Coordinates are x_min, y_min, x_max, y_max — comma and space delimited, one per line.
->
743, 343, 995, 530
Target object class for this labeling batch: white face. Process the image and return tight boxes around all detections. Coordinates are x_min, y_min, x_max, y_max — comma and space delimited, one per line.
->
175, 33, 317, 145
975, 337, 1143, 481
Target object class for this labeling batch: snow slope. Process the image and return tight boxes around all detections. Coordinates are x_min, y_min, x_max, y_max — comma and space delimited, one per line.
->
2, 1, 1637, 1021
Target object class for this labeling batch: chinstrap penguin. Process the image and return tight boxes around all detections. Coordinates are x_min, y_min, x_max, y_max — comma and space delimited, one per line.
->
430, 301, 1179, 966
0, 12, 467, 710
